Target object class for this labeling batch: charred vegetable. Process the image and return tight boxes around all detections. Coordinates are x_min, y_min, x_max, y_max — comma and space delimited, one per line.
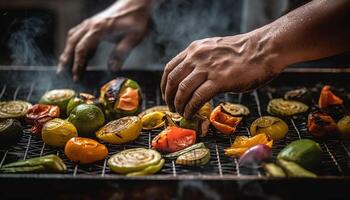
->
41, 118, 78, 147
284, 88, 313, 105
277, 139, 322, 170
250, 116, 289, 141
319, 85, 343, 109
175, 148, 210, 166
67, 104, 105, 137
0, 100, 32, 120
108, 148, 163, 176
96, 116, 142, 144
210, 105, 242, 134
152, 126, 196, 153
0, 119, 23, 148
138, 106, 169, 118
267, 98, 308, 116
164, 142, 206, 159
238, 144, 272, 168
180, 115, 210, 137
99, 77, 142, 120
307, 111, 338, 138
277, 158, 317, 178
220, 102, 250, 117
39, 89, 75, 117
0, 154, 66, 173
337, 115, 350, 139
25, 104, 60, 136
141, 111, 165, 130
225, 134, 273, 158
64, 137, 108, 164
198, 102, 212, 119
66, 93, 96, 115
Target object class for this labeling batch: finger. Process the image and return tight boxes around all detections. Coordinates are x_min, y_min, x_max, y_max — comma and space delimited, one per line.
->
183, 80, 217, 119
108, 33, 144, 72
57, 26, 88, 74
164, 61, 193, 112
160, 50, 186, 100
72, 32, 99, 82
174, 70, 207, 115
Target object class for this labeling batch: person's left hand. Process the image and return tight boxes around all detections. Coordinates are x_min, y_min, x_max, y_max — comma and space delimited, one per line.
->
161, 33, 284, 119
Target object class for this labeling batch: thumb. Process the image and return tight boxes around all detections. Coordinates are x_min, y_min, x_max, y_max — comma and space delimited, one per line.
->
108, 33, 145, 72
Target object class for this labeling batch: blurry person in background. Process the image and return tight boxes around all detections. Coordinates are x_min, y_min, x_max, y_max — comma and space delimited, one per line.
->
58, 0, 350, 119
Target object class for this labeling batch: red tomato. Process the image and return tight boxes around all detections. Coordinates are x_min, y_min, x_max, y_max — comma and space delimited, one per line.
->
25, 104, 60, 136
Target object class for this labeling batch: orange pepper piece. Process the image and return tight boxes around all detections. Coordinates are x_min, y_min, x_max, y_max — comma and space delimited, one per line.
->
210, 106, 242, 134
116, 87, 139, 111
64, 137, 108, 164
319, 85, 343, 109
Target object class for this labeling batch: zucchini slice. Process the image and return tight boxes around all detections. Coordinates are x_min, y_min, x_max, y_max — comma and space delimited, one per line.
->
0, 100, 32, 119
175, 148, 210, 166
220, 102, 250, 117
39, 89, 76, 116
284, 88, 313, 105
267, 98, 308, 116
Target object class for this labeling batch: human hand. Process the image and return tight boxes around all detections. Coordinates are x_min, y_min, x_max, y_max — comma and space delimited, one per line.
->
161, 32, 285, 119
58, 0, 152, 81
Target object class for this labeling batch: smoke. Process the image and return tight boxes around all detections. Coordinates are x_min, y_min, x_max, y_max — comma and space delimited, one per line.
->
8, 17, 56, 66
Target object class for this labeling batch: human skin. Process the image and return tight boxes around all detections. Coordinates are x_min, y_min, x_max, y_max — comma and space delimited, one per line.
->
161, 0, 350, 119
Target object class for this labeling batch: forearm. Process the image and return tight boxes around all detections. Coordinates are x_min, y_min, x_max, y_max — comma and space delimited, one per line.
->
254, 0, 350, 70
103, 0, 159, 17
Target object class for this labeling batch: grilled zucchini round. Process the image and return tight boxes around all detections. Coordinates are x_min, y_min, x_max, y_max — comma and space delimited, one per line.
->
267, 98, 308, 116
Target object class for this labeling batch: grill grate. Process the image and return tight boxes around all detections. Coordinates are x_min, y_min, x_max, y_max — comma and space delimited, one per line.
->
1, 70, 350, 179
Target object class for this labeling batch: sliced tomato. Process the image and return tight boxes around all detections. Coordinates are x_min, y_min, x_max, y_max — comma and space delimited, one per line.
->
151, 126, 196, 153
210, 106, 242, 134
117, 87, 139, 111
25, 104, 60, 136
319, 85, 343, 109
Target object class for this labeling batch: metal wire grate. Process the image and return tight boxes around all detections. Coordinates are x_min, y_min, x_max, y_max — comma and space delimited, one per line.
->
1, 70, 350, 179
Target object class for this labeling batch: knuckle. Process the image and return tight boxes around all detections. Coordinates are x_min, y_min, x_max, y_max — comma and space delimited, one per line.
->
59, 55, 67, 64
68, 29, 75, 37
167, 73, 176, 86
178, 82, 187, 93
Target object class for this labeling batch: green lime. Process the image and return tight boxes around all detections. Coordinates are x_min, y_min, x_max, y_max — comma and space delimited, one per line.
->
67, 104, 105, 137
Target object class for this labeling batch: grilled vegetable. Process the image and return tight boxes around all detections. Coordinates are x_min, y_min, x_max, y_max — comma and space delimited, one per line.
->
210, 105, 242, 134
66, 93, 96, 115
99, 77, 142, 120
277, 158, 317, 178
319, 85, 343, 109
225, 133, 273, 158
138, 106, 169, 118
250, 116, 289, 141
25, 104, 60, 136
238, 144, 272, 168
337, 115, 350, 139
180, 115, 210, 137
0, 119, 23, 148
220, 102, 250, 117
0, 154, 66, 173
108, 148, 163, 176
96, 116, 142, 144
263, 163, 286, 177
152, 126, 196, 153
67, 104, 105, 137
164, 142, 206, 159
141, 111, 165, 130
277, 139, 322, 170
307, 111, 338, 138
175, 148, 210, 166
41, 118, 78, 147
39, 89, 75, 117
284, 88, 313, 105
198, 102, 212, 119
64, 137, 108, 164
0, 100, 32, 120
267, 98, 308, 116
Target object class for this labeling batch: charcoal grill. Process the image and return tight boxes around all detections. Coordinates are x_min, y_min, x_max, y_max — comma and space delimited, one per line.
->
1, 67, 350, 199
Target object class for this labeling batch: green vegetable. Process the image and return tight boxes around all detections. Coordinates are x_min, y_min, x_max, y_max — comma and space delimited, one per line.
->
220, 102, 250, 116
180, 115, 210, 137
277, 139, 322, 170
277, 158, 317, 178
284, 88, 313, 105
66, 93, 96, 115
263, 163, 286, 177
337, 115, 350, 139
175, 148, 210, 166
164, 142, 206, 159
0, 119, 23, 148
0, 154, 66, 173
127, 159, 165, 176
0, 100, 32, 119
39, 89, 76, 117
267, 98, 309, 116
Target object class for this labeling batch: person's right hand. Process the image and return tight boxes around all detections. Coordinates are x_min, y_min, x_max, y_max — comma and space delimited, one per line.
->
58, 0, 153, 81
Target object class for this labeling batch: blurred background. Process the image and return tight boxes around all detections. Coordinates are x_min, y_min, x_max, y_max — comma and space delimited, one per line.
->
0, 0, 349, 70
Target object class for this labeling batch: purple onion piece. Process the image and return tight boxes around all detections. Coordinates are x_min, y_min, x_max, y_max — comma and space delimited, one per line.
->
238, 144, 272, 168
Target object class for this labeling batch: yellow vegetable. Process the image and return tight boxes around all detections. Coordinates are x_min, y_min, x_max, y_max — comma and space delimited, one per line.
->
141, 111, 165, 130
42, 118, 78, 147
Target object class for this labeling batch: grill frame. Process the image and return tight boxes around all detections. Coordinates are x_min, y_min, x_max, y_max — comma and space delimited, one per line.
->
0, 68, 350, 180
